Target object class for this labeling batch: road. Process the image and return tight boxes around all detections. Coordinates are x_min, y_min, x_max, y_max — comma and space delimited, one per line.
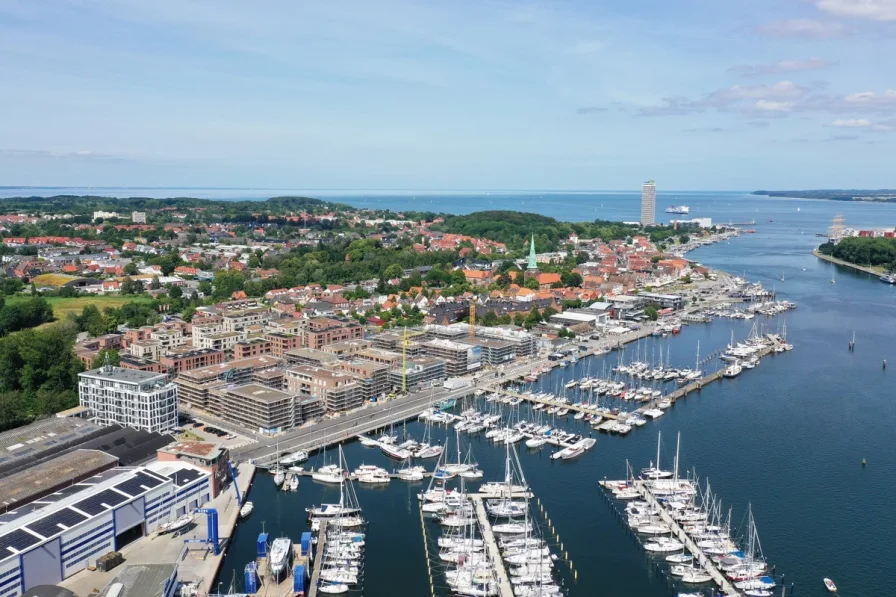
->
226, 357, 542, 464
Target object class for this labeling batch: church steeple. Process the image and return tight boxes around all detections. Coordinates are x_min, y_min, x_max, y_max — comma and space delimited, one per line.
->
527, 232, 538, 271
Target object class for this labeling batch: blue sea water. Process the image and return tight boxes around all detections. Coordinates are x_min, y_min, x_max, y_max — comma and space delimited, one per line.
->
6, 186, 893, 595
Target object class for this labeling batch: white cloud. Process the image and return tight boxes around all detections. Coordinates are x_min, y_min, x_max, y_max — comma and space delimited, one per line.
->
817, 0, 896, 21
759, 19, 846, 38
831, 118, 872, 127
754, 100, 794, 112
713, 81, 808, 101
728, 58, 832, 78
844, 89, 896, 106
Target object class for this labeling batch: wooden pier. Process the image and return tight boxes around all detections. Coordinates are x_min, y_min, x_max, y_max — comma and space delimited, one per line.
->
306, 520, 327, 597
632, 481, 739, 596
469, 495, 515, 597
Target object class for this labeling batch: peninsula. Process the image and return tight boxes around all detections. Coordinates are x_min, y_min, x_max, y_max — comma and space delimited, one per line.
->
753, 189, 896, 202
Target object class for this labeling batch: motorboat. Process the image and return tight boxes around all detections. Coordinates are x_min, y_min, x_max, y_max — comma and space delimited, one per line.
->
824, 578, 837, 592
357, 470, 391, 484
269, 537, 292, 576
281, 450, 309, 465
397, 465, 426, 481
239, 501, 254, 518
525, 436, 546, 449
289, 475, 299, 492
317, 582, 349, 594
380, 443, 413, 460
723, 362, 743, 378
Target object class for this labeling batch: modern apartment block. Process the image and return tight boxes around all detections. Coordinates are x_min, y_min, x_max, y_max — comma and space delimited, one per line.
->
339, 360, 390, 402
420, 338, 482, 377
209, 383, 323, 433
641, 179, 656, 225
460, 337, 515, 366
221, 307, 273, 332
78, 365, 178, 433
159, 348, 226, 376
302, 317, 364, 349
174, 355, 283, 410
388, 357, 446, 391
285, 365, 363, 413
194, 330, 247, 354
266, 331, 301, 357
233, 337, 273, 359
283, 348, 341, 369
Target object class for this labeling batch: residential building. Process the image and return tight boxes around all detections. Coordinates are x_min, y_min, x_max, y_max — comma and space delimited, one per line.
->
388, 357, 446, 391
641, 179, 656, 225
302, 317, 364, 349
339, 360, 390, 402
221, 307, 272, 332
131, 211, 147, 223
421, 338, 482, 377
194, 330, 247, 354
283, 348, 341, 368
233, 337, 273, 359
266, 332, 301, 357
286, 365, 363, 413
209, 383, 322, 433
78, 365, 178, 433
159, 348, 226, 376
174, 355, 283, 410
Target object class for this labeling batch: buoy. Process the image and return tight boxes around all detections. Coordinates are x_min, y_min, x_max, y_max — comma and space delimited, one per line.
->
862, 458, 867, 466
884, 359, 887, 370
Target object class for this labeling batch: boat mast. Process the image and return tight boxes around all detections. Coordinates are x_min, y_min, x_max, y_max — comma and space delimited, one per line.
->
673, 432, 681, 483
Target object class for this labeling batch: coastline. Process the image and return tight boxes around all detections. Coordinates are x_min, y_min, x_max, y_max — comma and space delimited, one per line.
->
812, 248, 885, 276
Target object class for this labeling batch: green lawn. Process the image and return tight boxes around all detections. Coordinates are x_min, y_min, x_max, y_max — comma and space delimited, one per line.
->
6, 294, 152, 321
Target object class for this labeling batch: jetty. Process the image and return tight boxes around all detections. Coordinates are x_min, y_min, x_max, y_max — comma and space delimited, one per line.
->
469, 495, 515, 597
632, 480, 739, 595
306, 520, 327, 597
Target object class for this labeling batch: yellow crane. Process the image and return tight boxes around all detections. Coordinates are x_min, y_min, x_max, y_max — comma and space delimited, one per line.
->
469, 302, 476, 337
401, 326, 427, 395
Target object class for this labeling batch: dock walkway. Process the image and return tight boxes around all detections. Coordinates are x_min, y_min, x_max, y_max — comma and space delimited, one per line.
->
470, 496, 514, 597
633, 481, 738, 596
306, 520, 327, 597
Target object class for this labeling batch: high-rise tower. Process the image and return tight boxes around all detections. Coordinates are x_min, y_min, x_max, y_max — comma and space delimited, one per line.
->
641, 180, 656, 225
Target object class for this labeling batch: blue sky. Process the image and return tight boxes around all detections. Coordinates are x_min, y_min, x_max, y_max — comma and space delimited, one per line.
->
1, 0, 894, 190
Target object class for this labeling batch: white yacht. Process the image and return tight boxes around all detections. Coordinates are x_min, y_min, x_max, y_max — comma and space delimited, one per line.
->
269, 537, 292, 576
723, 362, 743, 378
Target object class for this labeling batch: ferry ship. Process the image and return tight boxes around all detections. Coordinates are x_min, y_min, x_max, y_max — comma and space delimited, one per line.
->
665, 205, 690, 214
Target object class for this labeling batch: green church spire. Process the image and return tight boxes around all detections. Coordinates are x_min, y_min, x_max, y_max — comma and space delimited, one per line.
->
527, 232, 538, 270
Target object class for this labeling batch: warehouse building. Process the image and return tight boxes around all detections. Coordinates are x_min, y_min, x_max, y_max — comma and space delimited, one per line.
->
0, 462, 210, 595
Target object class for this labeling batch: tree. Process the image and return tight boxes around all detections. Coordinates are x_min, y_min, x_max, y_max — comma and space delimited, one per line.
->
542, 306, 558, 319
198, 280, 213, 295
91, 348, 121, 368
645, 305, 659, 321
212, 270, 245, 300
150, 275, 161, 290
384, 264, 404, 280
480, 310, 499, 327
124, 262, 138, 275
679, 234, 690, 244
524, 277, 540, 290
168, 285, 183, 299
120, 277, 143, 295
561, 272, 582, 288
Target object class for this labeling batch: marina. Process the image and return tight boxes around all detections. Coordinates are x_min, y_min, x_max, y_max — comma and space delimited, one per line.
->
202, 193, 896, 597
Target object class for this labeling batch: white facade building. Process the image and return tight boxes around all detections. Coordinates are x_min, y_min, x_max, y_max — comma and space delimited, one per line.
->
132, 211, 147, 223
79, 366, 178, 433
641, 180, 656, 225
92, 210, 120, 220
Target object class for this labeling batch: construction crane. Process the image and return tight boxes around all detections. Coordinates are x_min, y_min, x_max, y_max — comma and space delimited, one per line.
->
401, 326, 427, 395
469, 303, 476, 337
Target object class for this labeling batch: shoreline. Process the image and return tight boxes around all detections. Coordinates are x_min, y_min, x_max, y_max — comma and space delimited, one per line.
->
812, 249, 885, 276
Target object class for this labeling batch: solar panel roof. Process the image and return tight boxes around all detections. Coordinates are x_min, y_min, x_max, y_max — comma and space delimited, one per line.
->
73, 489, 127, 516
0, 529, 39, 555
168, 469, 203, 487
25, 508, 87, 538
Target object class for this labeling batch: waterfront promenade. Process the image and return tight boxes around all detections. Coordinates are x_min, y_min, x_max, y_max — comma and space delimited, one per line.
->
813, 249, 885, 276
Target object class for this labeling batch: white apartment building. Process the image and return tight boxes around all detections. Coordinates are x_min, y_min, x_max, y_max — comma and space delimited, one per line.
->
641, 180, 656, 225
78, 365, 178, 433
132, 211, 147, 223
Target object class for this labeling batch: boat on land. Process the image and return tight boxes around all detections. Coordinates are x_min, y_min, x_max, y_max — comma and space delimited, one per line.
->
157, 513, 193, 534
269, 537, 292, 576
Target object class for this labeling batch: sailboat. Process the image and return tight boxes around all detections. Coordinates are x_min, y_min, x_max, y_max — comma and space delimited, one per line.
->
641, 431, 673, 479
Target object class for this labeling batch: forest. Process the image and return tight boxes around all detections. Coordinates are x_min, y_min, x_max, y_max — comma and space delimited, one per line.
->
818, 237, 896, 270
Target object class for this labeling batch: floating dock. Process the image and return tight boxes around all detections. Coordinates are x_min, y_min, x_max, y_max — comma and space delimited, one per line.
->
306, 520, 327, 597
631, 480, 739, 596
469, 495, 515, 597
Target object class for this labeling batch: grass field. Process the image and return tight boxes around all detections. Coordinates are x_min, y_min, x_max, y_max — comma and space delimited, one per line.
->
6, 294, 152, 320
